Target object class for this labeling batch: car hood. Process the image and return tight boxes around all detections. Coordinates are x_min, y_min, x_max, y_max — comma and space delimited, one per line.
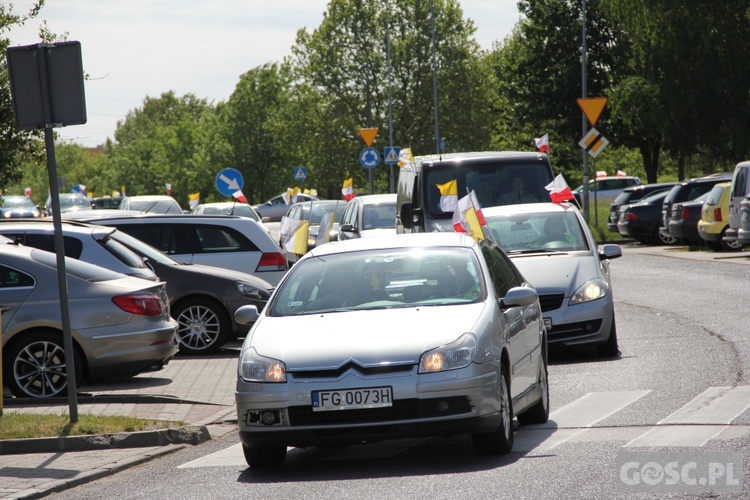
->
510, 253, 601, 296
249, 304, 485, 369
361, 228, 397, 238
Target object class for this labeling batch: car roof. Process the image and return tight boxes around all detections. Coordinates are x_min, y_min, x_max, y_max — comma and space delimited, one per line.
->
675, 172, 733, 185
481, 201, 580, 217
352, 193, 397, 205
308, 231, 478, 258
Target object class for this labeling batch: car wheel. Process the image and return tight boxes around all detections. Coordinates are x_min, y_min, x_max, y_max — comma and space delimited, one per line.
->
4, 330, 83, 398
173, 298, 230, 355
654, 227, 677, 246
597, 313, 619, 357
473, 370, 514, 455
719, 228, 743, 252
705, 240, 723, 251
516, 360, 549, 426
242, 444, 287, 468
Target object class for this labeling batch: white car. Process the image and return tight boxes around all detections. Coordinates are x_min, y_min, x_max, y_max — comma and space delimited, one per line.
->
573, 176, 641, 204
59, 214, 288, 285
234, 232, 548, 467
337, 193, 397, 240
119, 195, 184, 214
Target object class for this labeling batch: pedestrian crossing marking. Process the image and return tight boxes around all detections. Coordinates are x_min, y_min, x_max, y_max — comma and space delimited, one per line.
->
659, 386, 750, 425
624, 425, 728, 448
178, 443, 246, 468
544, 390, 651, 428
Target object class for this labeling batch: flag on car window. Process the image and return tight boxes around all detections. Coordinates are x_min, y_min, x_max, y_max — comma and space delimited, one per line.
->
534, 133, 549, 154
545, 174, 575, 203
280, 216, 310, 255
452, 190, 486, 241
232, 189, 248, 203
316, 211, 336, 247
189, 192, 200, 209
437, 179, 459, 212
342, 178, 355, 201
398, 148, 415, 171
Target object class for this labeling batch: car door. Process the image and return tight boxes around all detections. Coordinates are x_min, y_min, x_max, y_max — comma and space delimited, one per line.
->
481, 243, 540, 399
0, 263, 35, 330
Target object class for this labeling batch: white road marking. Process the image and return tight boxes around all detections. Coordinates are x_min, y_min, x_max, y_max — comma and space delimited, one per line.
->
658, 386, 750, 425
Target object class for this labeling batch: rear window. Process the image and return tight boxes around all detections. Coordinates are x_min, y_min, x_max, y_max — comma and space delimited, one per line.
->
0, 264, 34, 287
31, 248, 125, 281
705, 184, 725, 206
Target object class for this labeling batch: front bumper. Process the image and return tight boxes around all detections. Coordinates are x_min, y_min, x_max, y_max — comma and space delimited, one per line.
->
539, 294, 614, 349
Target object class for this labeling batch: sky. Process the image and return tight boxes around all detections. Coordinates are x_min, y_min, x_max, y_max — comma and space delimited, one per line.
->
8, 1, 522, 148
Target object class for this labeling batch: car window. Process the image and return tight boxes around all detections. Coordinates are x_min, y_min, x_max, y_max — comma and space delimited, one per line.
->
14, 233, 85, 259
193, 226, 256, 253
0, 264, 34, 287
480, 245, 512, 297
99, 238, 150, 269
362, 203, 396, 229
485, 211, 588, 253
705, 185, 725, 206
113, 224, 191, 255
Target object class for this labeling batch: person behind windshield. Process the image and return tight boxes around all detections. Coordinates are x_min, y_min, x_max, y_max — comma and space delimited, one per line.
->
499, 177, 538, 204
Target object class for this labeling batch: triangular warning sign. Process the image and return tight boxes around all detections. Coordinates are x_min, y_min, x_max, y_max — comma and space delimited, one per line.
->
358, 128, 379, 147
577, 97, 608, 126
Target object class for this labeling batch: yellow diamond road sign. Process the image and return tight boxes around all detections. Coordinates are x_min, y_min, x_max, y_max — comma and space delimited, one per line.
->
579, 127, 609, 158
577, 97, 608, 126
358, 128, 379, 147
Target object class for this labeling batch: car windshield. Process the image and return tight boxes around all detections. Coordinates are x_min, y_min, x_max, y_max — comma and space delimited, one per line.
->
298, 202, 346, 224
484, 211, 589, 253
60, 195, 91, 209
2, 196, 34, 208
200, 204, 259, 219
362, 203, 396, 229
109, 230, 180, 265
269, 247, 484, 316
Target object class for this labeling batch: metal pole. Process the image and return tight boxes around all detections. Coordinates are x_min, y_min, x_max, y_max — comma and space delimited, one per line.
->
386, 0, 395, 193
431, 0, 441, 154
581, 0, 589, 222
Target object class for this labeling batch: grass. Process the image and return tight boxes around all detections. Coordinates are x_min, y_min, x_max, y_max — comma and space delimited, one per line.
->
583, 200, 622, 243
0, 411, 182, 440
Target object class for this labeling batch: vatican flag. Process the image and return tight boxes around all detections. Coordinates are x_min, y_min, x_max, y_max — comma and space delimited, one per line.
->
280, 216, 310, 255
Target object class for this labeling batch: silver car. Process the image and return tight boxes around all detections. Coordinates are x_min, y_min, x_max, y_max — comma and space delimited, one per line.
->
234, 232, 548, 467
482, 202, 622, 357
0, 241, 178, 398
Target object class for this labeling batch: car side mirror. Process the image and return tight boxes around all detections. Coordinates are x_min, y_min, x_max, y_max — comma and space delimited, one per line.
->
400, 202, 414, 229
599, 244, 622, 260
339, 223, 354, 233
498, 286, 539, 310
235, 305, 260, 325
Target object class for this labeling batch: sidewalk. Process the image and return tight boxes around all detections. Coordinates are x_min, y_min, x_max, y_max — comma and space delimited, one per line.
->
0, 344, 241, 499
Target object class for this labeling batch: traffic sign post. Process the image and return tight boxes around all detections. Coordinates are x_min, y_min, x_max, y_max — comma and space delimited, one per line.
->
216, 168, 244, 197
384, 146, 401, 164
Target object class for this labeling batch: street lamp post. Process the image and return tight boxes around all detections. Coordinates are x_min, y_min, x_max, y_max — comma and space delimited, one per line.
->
431, 0, 441, 155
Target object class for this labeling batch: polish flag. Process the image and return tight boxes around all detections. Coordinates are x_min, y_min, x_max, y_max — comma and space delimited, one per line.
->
534, 134, 549, 154
616, 170, 626, 178
452, 190, 486, 240
545, 174, 575, 203
596, 171, 607, 178
232, 189, 248, 203
341, 178, 355, 201
165, 183, 172, 195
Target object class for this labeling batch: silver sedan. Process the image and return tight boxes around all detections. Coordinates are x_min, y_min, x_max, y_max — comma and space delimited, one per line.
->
234, 232, 548, 467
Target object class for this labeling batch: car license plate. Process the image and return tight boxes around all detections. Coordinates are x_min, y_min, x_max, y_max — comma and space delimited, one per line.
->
312, 387, 393, 412
544, 318, 552, 330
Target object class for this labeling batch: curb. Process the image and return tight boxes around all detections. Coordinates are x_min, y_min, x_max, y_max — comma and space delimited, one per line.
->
0, 425, 210, 455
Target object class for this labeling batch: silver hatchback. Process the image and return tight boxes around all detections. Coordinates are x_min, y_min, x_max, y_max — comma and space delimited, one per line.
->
234, 232, 548, 467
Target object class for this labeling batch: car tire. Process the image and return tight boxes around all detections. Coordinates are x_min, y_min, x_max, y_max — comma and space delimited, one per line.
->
516, 359, 549, 426
4, 330, 84, 398
597, 313, 619, 357
719, 228, 743, 252
654, 227, 677, 246
242, 444, 287, 468
173, 298, 230, 355
705, 240, 723, 251
473, 370, 514, 455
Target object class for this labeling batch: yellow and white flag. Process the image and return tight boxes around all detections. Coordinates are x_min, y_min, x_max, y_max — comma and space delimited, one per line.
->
280, 216, 310, 255
316, 211, 336, 247
189, 192, 200, 210
436, 179, 459, 212
398, 147, 415, 171
342, 177, 355, 201
452, 191, 485, 241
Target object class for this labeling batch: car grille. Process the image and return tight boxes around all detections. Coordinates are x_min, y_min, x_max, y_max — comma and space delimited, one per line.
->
538, 293, 565, 312
547, 319, 604, 341
290, 362, 414, 380
287, 397, 472, 427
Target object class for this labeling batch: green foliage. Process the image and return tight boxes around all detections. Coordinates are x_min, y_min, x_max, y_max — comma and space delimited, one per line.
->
0, 411, 181, 439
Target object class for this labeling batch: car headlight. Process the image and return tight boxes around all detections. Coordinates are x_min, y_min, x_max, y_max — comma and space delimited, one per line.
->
239, 347, 286, 382
569, 278, 608, 304
419, 333, 477, 373
235, 281, 272, 300
307, 237, 317, 248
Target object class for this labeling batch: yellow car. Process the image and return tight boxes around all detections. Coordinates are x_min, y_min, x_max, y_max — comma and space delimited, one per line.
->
698, 182, 742, 251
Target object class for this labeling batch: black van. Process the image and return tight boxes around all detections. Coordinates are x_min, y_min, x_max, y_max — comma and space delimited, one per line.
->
397, 151, 555, 233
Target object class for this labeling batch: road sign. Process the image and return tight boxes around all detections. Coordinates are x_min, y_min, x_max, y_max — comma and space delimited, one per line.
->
358, 128, 379, 147
578, 128, 609, 158
384, 146, 401, 164
359, 147, 381, 169
294, 167, 307, 181
577, 97, 608, 126
216, 168, 244, 196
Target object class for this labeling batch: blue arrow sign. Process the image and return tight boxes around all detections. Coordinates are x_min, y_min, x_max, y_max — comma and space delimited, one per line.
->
384, 146, 401, 164
294, 167, 307, 181
359, 147, 380, 169
216, 168, 244, 197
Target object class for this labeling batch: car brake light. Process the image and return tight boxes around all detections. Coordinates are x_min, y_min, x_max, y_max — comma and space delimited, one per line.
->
256, 252, 287, 272
714, 207, 722, 221
680, 207, 690, 219
112, 293, 165, 316
626, 212, 638, 221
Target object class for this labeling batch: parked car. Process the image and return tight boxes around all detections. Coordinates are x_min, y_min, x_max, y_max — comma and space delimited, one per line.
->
0, 241, 178, 398
119, 195, 183, 214
59, 213, 288, 286
0, 220, 159, 282
44, 192, 92, 216
234, 232, 548, 467
106, 229, 273, 354
736, 197, 750, 246
698, 182, 743, 251
483, 202, 621, 357
1, 195, 41, 219
280, 199, 346, 265
617, 190, 676, 245
573, 176, 641, 205
723, 161, 750, 245
667, 192, 710, 246
90, 196, 122, 209
191, 202, 262, 221
338, 193, 397, 241
607, 182, 676, 232
660, 172, 732, 242
253, 193, 319, 222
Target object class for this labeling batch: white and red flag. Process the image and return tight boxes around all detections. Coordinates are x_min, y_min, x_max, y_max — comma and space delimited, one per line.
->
545, 174, 575, 203
341, 178, 355, 201
452, 190, 486, 241
232, 189, 248, 203
165, 183, 172, 195
596, 171, 607, 178
616, 169, 626, 178
534, 134, 549, 154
